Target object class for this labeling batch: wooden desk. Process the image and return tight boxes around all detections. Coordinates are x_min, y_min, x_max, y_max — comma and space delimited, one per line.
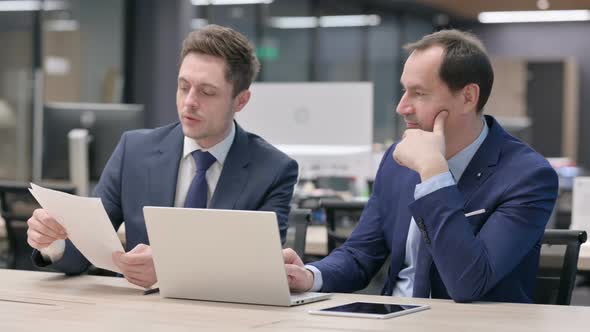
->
580, 244, 590, 271
1, 269, 588, 331
305, 225, 328, 256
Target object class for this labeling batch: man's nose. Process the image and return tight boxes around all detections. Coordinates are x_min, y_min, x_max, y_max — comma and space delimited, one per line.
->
396, 92, 413, 116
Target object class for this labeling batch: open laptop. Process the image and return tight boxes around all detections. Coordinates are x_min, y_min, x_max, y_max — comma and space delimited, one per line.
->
143, 206, 331, 306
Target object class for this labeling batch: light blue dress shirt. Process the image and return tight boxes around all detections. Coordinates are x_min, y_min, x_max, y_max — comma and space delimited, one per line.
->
307, 117, 489, 295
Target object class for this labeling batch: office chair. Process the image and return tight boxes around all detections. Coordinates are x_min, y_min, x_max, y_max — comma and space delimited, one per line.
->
318, 199, 366, 253
285, 208, 311, 258
0, 180, 76, 269
535, 229, 587, 305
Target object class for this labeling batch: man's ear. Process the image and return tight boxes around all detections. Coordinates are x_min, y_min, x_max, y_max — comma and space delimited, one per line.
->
462, 83, 480, 113
233, 90, 251, 113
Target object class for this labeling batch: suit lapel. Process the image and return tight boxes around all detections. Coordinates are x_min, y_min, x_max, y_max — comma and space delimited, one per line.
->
209, 122, 250, 209
147, 123, 184, 207
457, 115, 502, 207
413, 116, 506, 297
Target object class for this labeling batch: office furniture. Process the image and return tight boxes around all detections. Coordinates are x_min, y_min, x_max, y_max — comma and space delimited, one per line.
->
1, 269, 589, 331
319, 198, 366, 253
285, 208, 311, 258
305, 225, 328, 256
536, 229, 587, 305
0, 180, 75, 269
41, 103, 144, 195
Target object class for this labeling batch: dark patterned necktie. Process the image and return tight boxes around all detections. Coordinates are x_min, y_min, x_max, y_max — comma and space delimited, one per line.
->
184, 150, 216, 208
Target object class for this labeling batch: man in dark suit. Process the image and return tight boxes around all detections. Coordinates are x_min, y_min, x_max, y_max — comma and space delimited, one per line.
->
283, 30, 558, 303
26, 25, 298, 289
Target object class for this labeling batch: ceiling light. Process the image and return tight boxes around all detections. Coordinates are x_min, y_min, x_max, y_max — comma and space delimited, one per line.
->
478, 10, 590, 23
320, 15, 380, 28
191, 0, 273, 5
269, 16, 317, 29
0, 0, 66, 11
269, 15, 381, 29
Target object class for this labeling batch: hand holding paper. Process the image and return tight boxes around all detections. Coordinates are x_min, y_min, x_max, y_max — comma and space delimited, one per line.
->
26, 208, 68, 250
28, 183, 124, 273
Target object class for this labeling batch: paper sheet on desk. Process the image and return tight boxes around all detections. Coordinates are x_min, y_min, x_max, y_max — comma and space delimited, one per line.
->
29, 183, 123, 274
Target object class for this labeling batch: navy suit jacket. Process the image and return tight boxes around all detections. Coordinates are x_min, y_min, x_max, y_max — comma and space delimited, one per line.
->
310, 116, 558, 303
35, 121, 298, 274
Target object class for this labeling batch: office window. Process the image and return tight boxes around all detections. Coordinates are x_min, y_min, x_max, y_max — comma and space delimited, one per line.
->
43, 0, 125, 103
368, 15, 401, 144
0, 10, 35, 181
260, 0, 313, 81
188, 0, 435, 145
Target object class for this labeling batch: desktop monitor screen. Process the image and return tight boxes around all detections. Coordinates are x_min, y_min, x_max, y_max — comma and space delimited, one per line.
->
237, 82, 373, 181
42, 102, 144, 181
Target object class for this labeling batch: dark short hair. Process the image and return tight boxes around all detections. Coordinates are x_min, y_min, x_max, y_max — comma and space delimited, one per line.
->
404, 29, 494, 112
180, 24, 261, 97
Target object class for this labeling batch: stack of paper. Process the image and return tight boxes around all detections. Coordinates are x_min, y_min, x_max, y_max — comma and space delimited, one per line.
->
29, 183, 124, 273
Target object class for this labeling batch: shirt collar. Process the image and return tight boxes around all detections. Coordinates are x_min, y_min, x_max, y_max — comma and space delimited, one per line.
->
182, 121, 236, 166
447, 117, 489, 181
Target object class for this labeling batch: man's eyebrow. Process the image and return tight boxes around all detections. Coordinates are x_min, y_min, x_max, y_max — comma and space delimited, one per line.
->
198, 82, 219, 89
401, 82, 427, 90
177, 77, 220, 89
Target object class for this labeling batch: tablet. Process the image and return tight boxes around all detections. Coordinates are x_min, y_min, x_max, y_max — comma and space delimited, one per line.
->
308, 302, 430, 319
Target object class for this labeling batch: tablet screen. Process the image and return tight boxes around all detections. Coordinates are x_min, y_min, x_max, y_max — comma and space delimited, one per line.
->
320, 302, 422, 315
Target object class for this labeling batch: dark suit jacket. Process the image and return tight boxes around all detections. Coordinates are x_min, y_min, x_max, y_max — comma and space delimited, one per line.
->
35, 121, 298, 274
310, 115, 558, 303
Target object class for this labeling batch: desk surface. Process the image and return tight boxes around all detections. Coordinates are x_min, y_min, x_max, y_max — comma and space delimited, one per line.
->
1, 269, 589, 332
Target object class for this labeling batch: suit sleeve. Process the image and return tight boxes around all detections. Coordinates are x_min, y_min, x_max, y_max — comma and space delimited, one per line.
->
308, 148, 392, 292
258, 158, 299, 244
32, 133, 128, 274
409, 164, 558, 302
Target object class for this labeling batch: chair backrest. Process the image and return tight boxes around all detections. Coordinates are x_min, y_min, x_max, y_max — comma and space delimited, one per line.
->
285, 208, 311, 258
535, 229, 587, 305
0, 181, 76, 269
319, 199, 366, 253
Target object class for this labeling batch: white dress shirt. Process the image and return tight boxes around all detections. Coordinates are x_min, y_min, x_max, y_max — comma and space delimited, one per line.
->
41, 123, 236, 263
174, 122, 235, 207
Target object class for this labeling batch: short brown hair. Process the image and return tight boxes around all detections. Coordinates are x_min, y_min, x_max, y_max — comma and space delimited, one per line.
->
404, 29, 494, 112
180, 24, 260, 97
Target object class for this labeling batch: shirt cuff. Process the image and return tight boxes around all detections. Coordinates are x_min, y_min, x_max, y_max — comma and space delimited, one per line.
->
40, 239, 66, 263
414, 171, 455, 199
305, 264, 324, 292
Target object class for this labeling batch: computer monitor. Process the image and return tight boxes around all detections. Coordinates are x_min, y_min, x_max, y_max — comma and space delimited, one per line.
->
236, 82, 373, 183
42, 102, 144, 181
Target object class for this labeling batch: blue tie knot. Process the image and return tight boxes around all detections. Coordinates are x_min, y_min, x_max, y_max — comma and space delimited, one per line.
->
192, 150, 216, 172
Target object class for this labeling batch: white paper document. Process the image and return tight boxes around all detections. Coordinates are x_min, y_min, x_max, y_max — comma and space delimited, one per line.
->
29, 183, 123, 273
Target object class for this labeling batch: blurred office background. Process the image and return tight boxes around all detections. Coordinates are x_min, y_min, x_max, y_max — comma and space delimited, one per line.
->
1, 0, 590, 304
